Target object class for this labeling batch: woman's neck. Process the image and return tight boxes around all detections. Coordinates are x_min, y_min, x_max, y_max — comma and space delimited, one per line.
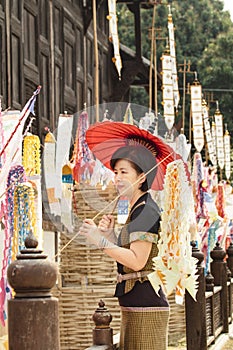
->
129, 190, 146, 208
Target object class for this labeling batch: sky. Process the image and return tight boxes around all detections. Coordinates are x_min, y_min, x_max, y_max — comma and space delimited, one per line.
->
223, 0, 233, 20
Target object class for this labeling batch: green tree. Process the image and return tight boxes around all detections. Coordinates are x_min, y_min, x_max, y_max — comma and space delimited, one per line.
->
197, 30, 233, 132
117, 0, 233, 137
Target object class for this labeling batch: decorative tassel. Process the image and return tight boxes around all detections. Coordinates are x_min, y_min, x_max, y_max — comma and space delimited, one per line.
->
13, 183, 37, 253
22, 134, 41, 176
215, 183, 226, 219
0, 165, 25, 326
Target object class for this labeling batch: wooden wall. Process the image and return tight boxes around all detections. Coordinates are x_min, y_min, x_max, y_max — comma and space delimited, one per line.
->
0, 0, 111, 137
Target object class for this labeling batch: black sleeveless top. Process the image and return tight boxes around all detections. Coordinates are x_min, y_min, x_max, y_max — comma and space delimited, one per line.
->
114, 192, 169, 307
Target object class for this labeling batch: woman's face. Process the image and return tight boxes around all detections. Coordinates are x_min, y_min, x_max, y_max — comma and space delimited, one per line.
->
113, 159, 144, 198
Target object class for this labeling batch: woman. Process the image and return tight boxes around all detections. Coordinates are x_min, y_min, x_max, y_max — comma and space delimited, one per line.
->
79, 145, 170, 350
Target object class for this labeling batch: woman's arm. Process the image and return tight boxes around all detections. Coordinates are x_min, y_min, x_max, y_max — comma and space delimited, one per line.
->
103, 240, 152, 271
79, 219, 152, 271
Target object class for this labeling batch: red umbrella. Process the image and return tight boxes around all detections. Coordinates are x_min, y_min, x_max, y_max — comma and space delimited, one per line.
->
86, 121, 190, 191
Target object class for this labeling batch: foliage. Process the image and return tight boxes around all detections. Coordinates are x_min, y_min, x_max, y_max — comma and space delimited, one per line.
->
116, 0, 233, 139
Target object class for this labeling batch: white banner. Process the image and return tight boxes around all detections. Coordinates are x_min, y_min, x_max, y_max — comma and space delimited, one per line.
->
191, 84, 204, 152
55, 114, 74, 199
168, 12, 179, 109
162, 53, 175, 130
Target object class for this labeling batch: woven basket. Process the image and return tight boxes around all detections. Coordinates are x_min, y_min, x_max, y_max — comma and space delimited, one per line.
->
53, 284, 121, 350
54, 183, 186, 349
54, 183, 120, 350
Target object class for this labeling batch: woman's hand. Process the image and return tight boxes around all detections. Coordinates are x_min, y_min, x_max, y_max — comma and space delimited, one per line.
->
98, 214, 117, 243
78, 219, 116, 249
98, 214, 115, 232
78, 219, 102, 247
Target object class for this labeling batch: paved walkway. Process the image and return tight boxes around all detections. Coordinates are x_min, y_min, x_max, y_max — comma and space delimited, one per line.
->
167, 323, 233, 350
209, 323, 233, 350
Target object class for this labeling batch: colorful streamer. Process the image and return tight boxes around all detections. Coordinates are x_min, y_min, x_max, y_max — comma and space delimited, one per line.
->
0, 165, 25, 326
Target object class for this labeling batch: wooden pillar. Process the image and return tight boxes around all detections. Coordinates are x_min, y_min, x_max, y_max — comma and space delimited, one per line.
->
7, 232, 60, 350
210, 242, 229, 333
133, 3, 141, 60
185, 241, 207, 350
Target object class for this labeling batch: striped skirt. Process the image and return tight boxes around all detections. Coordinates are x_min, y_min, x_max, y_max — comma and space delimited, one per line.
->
119, 306, 170, 350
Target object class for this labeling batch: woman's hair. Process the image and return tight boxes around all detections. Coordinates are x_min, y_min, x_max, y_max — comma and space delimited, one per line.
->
110, 145, 157, 191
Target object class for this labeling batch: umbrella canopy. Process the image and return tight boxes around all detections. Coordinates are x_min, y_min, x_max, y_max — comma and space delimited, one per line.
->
86, 121, 189, 191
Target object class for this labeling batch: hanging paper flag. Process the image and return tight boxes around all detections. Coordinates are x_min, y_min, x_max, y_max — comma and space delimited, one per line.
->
43, 131, 61, 217
202, 99, 216, 166
214, 104, 224, 170
148, 159, 198, 305
191, 82, 204, 152
107, 0, 122, 79
167, 9, 179, 110
123, 103, 134, 124
55, 113, 73, 199
161, 49, 175, 130
61, 164, 73, 233
224, 128, 231, 180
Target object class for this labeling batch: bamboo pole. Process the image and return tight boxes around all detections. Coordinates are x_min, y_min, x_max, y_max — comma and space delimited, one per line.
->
92, 0, 99, 122
149, 5, 156, 113
154, 34, 158, 116
49, 0, 55, 130
182, 58, 186, 133
6, 0, 11, 106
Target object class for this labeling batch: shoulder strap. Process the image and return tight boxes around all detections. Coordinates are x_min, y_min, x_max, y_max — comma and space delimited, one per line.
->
130, 201, 146, 217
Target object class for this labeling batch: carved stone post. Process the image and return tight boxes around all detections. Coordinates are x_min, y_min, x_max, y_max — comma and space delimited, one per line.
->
210, 242, 228, 333
185, 241, 207, 350
7, 233, 60, 350
92, 300, 113, 349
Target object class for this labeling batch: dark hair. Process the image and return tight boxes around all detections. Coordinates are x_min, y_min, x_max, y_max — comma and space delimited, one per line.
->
110, 145, 157, 192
